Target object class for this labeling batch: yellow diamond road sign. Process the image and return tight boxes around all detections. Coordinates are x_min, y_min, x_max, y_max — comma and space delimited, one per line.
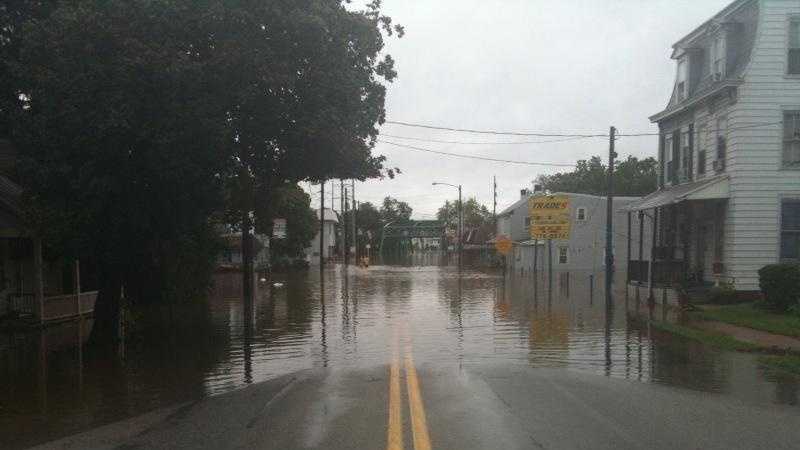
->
529, 195, 571, 240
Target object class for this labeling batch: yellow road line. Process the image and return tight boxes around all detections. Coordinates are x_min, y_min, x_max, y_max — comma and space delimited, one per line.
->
387, 334, 404, 450
404, 346, 432, 450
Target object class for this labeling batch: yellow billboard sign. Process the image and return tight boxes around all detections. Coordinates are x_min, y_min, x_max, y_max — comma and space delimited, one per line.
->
528, 195, 571, 240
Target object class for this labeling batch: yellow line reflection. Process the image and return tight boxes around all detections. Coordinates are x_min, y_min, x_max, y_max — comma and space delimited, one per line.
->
404, 346, 432, 450
387, 332, 403, 450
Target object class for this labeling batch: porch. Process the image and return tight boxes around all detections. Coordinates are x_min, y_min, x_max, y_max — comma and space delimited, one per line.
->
624, 176, 730, 300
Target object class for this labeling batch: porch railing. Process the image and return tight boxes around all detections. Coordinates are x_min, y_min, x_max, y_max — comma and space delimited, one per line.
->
5, 291, 98, 322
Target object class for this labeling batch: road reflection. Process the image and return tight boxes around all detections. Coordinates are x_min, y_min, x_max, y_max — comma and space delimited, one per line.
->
1, 263, 797, 448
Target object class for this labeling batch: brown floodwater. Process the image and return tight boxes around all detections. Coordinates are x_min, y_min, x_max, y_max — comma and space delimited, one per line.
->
1, 261, 797, 448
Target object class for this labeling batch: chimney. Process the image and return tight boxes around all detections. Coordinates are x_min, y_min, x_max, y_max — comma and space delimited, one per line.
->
520, 188, 529, 198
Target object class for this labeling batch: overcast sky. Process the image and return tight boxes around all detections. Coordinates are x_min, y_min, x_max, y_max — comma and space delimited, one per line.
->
311, 0, 731, 219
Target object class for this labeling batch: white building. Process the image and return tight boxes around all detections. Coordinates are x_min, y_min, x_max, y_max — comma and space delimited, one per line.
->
626, 0, 800, 296
306, 208, 338, 265
498, 191, 647, 274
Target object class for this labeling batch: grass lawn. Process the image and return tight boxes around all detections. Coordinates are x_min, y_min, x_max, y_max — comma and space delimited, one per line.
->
696, 303, 800, 338
650, 321, 762, 352
759, 355, 800, 377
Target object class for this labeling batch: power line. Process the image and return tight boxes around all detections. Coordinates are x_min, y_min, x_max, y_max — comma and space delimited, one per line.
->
385, 120, 607, 137
378, 133, 594, 145
377, 139, 575, 167
384, 120, 784, 138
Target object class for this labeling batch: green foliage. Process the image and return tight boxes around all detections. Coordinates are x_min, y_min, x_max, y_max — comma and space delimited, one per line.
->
265, 184, 318, 261
1, 0, 402, 341
436, 197, 492, 231
536, 156, 658, 196
380, 196, 413, 223
650, 320, 761, 352
343, 201, 382, 250
758, 264, 800, 312
706, 283, 738, 305
697, 303, 800, 338
760, 355, 800, 377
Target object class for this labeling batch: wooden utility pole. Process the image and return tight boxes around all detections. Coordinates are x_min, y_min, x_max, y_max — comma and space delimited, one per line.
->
605, 126, 617, 301
320, 180, 325, 268
493, 175, 497, 219
351, 180, 357, 263
340, 181, 345, 262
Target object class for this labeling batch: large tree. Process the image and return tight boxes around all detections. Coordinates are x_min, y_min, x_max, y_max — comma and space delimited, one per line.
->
379, 196, 413, 224
2, 0, 402, 346
535, 155, 658, 196
436, 197, 492, 231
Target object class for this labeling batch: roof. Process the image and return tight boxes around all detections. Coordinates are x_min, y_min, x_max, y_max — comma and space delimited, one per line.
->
498, 192, 641, 216
670, 0, 753, 52
622, 175, 729, 211
316, 207, 338, 223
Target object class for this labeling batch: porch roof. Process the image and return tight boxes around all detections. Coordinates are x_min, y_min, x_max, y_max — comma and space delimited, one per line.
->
622, 175, 729, 212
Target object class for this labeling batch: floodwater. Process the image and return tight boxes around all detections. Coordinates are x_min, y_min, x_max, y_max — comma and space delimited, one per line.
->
1, 260, 798, 448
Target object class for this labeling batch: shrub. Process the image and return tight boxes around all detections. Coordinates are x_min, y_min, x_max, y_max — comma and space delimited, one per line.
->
706, 283, 738, 305
758, 264, 800, 312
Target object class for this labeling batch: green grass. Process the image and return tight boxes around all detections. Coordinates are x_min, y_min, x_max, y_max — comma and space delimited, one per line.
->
759, 355, 800, 376
696, 303, 800, 338
650, 320, 762, 352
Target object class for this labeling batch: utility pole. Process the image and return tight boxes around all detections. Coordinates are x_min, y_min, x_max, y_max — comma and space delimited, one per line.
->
351, 180, 357, 263
605, 126, 617, 301
320, 180, 325, 269
343, 184, 349, 266
493, 175, 497, 220
458, 184, 462, 271
340, 180, 345, 263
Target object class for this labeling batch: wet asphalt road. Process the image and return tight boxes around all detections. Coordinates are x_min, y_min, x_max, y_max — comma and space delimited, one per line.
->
6, 263, 800, 449
33, 364, 799, 450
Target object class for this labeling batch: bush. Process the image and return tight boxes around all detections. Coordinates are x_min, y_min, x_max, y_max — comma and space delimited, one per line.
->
706, 283, 738, 305
758, 264, 800, 312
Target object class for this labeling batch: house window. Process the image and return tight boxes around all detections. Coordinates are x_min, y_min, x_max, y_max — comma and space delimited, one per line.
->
680, 129, 692, 181
780, 200, 800, 261
783, 111, 800, 166
697, 123, 707, 175
714, 116, 727, 172
664, 134, 673, 183
524, 216, 531, 230
789, 19, 800, 75
676, 59, 688, 100
712, 35, 726, 79
576, 207, 587, 221
558, 246, 568, 264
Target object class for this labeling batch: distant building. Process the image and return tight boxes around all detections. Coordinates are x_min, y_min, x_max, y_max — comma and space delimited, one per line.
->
217, 232, 270, 271
306, 208, 338, 264
625, 0, 800, 297
497, 190, 648, 274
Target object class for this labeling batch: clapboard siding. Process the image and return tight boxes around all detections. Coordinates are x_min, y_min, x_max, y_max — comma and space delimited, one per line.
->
724, 0, 800, 289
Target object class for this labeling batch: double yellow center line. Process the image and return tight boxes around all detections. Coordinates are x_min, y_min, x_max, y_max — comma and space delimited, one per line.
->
387, 330, 432, 450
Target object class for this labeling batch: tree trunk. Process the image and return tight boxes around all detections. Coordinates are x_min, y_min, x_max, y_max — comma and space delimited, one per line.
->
88, 272, 122, 349
241, 212, 253, 304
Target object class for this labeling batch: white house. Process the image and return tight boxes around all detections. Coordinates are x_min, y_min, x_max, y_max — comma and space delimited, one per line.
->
306, 208, 338, 264
625, 0, 800, 297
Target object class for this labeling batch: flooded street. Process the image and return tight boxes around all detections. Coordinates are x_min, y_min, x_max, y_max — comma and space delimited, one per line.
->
2, 263, 799, 449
